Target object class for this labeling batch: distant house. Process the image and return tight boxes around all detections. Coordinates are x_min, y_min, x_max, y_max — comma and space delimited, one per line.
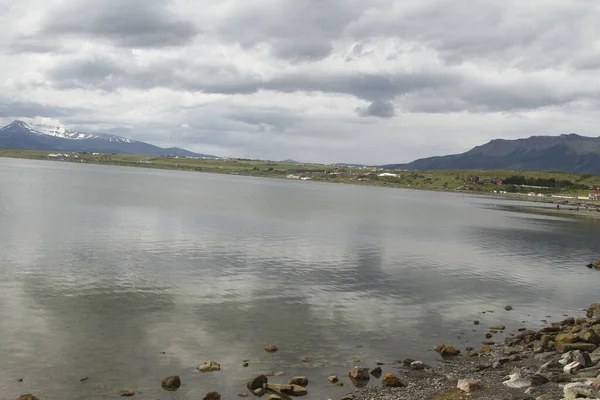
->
466, 174, 479, 184
492, 177, 504, 185
378, 173, 398, 177
590, 192, 600, 201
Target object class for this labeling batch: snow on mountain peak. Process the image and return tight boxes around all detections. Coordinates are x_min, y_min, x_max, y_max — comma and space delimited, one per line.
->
11, 119, 135, 143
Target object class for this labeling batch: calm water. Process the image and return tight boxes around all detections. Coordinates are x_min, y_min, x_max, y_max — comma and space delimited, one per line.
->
1, 157, 599, 400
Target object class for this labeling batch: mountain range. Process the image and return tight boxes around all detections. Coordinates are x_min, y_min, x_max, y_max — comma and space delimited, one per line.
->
0, 120, 216, 158
383, 134, 600, 174
3, 119, 600, 174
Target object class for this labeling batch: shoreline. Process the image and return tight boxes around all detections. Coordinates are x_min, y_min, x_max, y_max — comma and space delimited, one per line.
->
2, 153, 599, 219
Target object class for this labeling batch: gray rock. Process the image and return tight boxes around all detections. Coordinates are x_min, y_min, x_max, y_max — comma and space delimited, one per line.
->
161, 375, 181, 391
203, 392, 221, 400
563, 361, 582, 374
348, 367, 370, 381
556, 342, 597, 353
457, 378, 482, 393
382, 373, 406, 388
265, 344, 278, 353
410, 361, 426, 370
491, 357, 510, 368
563, 382, 596, 400
586, 303, 600, 319
574, 351, 594, 368
288, 376, 308, 387
247, 375, 268, 393
328, 375, 339, 383
502, 372, 549, 388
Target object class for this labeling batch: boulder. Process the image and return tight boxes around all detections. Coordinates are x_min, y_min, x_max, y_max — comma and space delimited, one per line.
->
369, 367, 382, 378
480, 345, 492, 353
340, 394, 355, 400
508, 354, 521, 362
247, 375, 269, 392
587, 303, 600, 319
16, 396, 39, 400
440, 345, 459, 356
253, 388, 267, 397
590, 347, 600, 364
348, 367, 370, 381
505, 305, 513, 311
382, 373, 406, 388
288, 377, 308, 387
269, 384, 307, 397
198, 361, 221, 372
579, 328, 600, 345
433, 344, 446, 353
502, 372, 548, 388
473, 320, 480, 325
161, 375, 181, 391
556, 342, 598, 353
563, 361, 581, 374
120, 391, 135, 397
203, 392, 221, 400
485, 333, 493, 339
457, 379, 482, 393
265, 344, 278, 353
571, 325, 584, 334
410, 361, 426, 370
555, 333, 578, 344
267, 395, 282, 400
328, 375, 339, 383
574, 351, 594, 368
563, 382, 596, 400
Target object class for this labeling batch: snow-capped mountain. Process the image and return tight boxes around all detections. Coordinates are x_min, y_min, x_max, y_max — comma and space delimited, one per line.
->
0, 120, 216, 158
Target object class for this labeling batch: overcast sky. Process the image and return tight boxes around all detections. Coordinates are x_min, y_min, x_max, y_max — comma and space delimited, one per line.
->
1, 1, 599, 164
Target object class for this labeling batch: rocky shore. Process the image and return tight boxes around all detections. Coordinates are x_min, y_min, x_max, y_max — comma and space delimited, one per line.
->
345, 303, 600, 400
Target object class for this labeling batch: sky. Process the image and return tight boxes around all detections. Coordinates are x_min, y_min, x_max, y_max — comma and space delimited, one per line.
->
0, 0, 599, 164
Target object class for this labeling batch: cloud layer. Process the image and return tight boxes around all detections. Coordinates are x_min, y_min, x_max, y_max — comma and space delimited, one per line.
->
1, 0, 599, 163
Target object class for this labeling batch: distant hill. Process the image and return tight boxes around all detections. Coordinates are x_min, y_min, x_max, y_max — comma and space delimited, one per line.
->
0, 120, 217, 158
383, 134, 600, 174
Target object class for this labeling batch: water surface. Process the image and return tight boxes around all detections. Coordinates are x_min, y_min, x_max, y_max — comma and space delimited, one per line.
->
1, 157, 599, 399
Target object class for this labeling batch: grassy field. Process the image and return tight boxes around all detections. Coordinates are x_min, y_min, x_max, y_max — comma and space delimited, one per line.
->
1, 148, 600, 200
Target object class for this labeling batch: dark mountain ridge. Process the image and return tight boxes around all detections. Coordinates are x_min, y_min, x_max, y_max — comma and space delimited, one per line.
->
383, 134, 600, 174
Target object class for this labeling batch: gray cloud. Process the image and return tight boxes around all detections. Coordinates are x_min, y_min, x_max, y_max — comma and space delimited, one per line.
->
216, 0, 369, 61
356, 100, 396, 118
0, 99, 77, 118
35, 0, 198, 49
